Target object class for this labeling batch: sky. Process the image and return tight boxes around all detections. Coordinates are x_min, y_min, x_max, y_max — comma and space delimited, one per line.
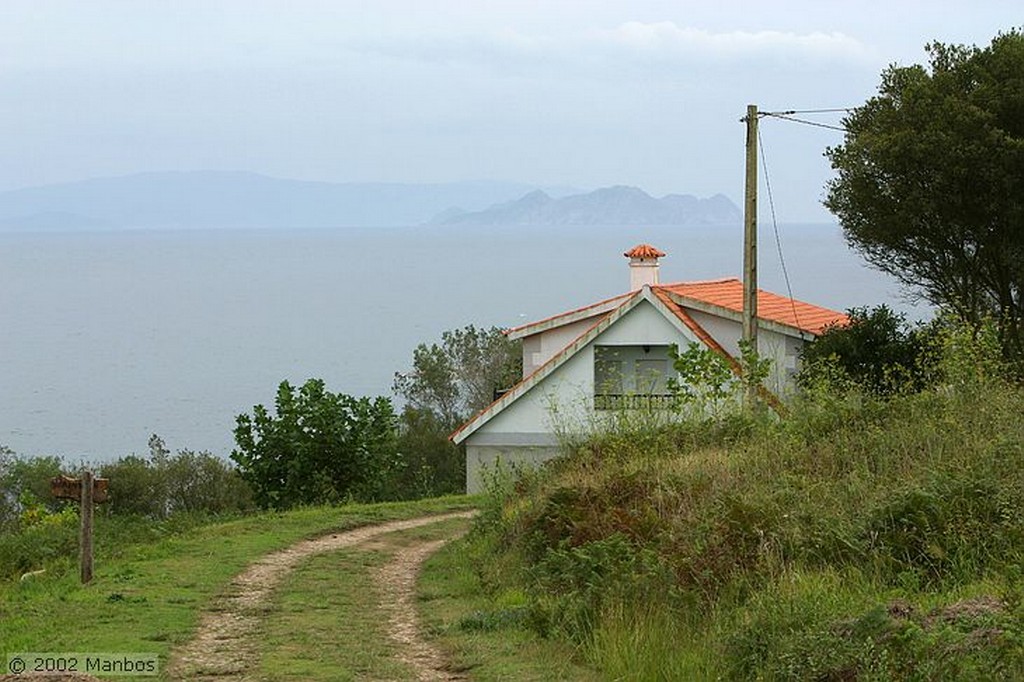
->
1, 1, 1019, 222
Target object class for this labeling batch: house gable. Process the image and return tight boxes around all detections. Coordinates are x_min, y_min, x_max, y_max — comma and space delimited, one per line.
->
452, 288, 705, 445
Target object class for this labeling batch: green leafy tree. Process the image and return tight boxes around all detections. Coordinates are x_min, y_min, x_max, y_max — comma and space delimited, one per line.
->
825, 30, 1024, 364
4, 455, 68, 514
0, 445, 18, 531
392, 406, 464, 498
393, 325, 522, 430
99, 435, 254, 518
799, 306, 934, 396
163, 449, 254, 514
232, 379, 399, 508
100, 454, 167, 517
391, 325, 521, 498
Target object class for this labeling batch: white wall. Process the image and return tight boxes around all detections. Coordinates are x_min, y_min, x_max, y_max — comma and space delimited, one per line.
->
466, 444, 561, 494
685, 308, 806, 395
465, 299, 697, 491
521, 316, 602, 377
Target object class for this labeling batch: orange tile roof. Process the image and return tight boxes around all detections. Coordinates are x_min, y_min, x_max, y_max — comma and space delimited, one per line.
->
624, 243, 666, 259
660, 278, 847, 335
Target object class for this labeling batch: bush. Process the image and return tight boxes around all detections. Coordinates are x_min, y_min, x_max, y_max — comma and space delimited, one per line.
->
99, 437, 253, 518
232, 379, 400, 508
799, 305, 935, 396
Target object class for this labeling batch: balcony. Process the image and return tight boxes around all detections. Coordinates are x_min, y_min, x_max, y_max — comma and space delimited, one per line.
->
593, 393, 675, 411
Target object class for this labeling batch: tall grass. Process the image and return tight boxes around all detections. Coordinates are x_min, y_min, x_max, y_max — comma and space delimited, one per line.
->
463, 340, 1024, 679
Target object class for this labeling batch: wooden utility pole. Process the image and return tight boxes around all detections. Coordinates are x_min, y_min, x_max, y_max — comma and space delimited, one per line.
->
742, 104, 759, 408
80, 469, 94, 583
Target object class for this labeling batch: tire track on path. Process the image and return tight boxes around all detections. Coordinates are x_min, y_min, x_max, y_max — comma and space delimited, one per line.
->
167, 510, 477, 681
377, 536, 469, 681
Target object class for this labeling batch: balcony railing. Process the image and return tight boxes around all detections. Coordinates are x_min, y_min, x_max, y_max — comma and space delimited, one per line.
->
593, 393, 675, 411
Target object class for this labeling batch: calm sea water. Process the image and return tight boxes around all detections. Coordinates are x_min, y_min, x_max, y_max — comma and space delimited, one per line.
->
1, 224, 920, 461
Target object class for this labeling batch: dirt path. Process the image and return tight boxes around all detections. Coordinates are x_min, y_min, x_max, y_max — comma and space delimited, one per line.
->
377, 538, 469, 681
167, 510, 477, 682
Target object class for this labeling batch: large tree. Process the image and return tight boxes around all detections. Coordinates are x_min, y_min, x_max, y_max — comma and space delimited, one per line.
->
390, 325, 521, 497
825, 30, 1024, 361
393, 324, 522, 430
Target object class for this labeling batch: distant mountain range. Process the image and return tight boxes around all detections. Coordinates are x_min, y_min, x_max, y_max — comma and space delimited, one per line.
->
435, 186, 740, 226
0, 171, 739, 231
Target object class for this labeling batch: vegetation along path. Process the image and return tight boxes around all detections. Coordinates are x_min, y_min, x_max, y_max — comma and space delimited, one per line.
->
167, 510, 477, 681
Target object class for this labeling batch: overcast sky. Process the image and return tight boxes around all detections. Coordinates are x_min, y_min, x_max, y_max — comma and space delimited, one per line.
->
2, 1, 1019, 221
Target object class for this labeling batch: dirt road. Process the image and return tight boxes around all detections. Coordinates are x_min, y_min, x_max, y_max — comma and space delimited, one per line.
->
167, 510, 477, 681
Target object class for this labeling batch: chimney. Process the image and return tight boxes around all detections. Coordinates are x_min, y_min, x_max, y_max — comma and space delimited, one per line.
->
624, 244, 666, 290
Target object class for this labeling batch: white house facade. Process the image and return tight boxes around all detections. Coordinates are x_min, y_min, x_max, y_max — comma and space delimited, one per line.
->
452, 245, 848, 493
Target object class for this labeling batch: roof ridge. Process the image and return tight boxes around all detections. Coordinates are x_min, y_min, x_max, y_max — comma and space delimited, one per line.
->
506, 291, 633, 335
658, 277, 740, 286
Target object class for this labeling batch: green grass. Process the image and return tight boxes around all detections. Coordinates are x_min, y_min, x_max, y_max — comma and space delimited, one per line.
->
419, 533, 598, 681
0, 496, 476, 679
259, 517, 472, 681
450, 374, 1024, 679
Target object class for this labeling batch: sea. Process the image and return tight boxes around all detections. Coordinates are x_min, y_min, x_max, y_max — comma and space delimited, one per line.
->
0, 223, 922, 462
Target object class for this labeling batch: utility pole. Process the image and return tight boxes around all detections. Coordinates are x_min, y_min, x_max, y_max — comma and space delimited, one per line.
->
742, 104, 759, 408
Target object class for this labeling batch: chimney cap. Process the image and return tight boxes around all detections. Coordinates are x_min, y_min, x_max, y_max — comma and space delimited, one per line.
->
624, 244, 666, 259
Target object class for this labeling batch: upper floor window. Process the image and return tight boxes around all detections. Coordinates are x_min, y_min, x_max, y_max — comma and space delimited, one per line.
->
594, 345, 672, 409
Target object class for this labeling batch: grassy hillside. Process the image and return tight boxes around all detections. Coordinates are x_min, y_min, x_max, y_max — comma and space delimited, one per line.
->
430, 363, 1024, 679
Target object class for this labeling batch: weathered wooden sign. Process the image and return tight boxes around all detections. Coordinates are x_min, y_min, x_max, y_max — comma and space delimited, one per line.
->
50, 471, 109, 583
50, 474, 109, 503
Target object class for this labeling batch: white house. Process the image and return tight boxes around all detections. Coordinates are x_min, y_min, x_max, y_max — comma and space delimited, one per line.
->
452, 244, 848, 493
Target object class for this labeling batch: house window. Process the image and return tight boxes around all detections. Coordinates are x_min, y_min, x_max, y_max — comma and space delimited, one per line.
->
594, 345, 673, 410
635, 359, 669, 394
595, 357, 624, 394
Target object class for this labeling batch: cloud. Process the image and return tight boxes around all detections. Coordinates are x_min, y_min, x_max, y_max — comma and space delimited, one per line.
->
346, 20, 874, 80
593, 21, 872, 60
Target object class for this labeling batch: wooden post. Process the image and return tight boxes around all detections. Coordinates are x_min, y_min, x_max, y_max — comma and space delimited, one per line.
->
51, 473, 106, 584
742, 103, 759, 409
80, 469, 94, 584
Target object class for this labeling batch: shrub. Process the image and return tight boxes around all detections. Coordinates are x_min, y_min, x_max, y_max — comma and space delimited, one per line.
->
799, 305, 935, 396
232, 379, 399, 508
99, 436, 254, 518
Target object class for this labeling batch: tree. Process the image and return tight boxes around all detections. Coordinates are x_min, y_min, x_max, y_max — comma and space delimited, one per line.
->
390, 325, 521, 498
393, 324, 522, 430
825, 30, 1024, 363
798, 306, 933, 396
232, 379, 399, 508
392, 406, 465, 498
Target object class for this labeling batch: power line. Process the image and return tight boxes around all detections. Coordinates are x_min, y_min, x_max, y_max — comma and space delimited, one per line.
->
765, 107, 854, 115
762, 112, 848, 132
757, 128, 802, 331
